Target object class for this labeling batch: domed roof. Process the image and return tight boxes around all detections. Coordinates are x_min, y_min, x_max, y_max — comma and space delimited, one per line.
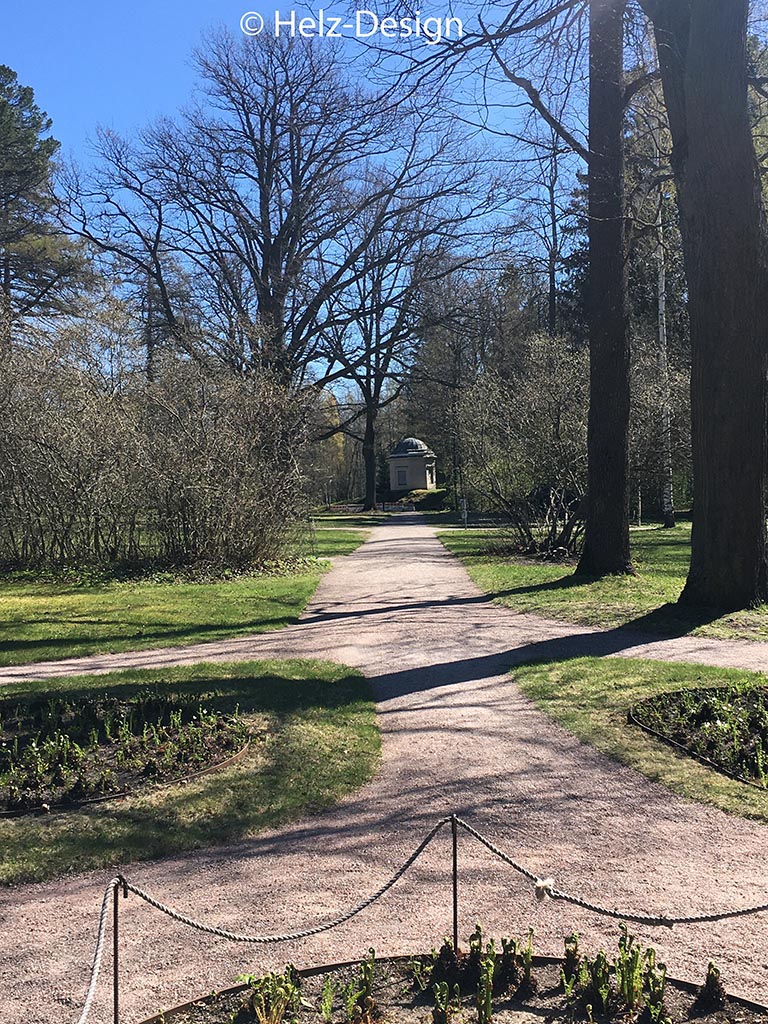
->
390, 437, 435, 458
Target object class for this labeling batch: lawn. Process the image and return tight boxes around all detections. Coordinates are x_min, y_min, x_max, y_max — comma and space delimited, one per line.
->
514, 656, 768, 822
0, 659, 380, 885
439, 524, 768, 641
0, 526, 368, 667
306, 523, 377, 555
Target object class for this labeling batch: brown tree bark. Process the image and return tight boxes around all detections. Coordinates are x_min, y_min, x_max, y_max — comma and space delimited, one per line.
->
641, 0, 768, 608
361, 408, 378, 511
576, 0, 633, 576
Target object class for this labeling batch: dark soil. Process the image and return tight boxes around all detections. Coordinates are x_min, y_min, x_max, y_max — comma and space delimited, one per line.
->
0, 690, 248, 812
630, 684, 768, 787
145, 955, 768, 1024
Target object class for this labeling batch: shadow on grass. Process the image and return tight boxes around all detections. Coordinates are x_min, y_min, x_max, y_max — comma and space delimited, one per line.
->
0, 613, 304, 662
625, 602, 725, 638
483, 572, 590, 599
0, 667, 368, 714
0, 662, 378, 884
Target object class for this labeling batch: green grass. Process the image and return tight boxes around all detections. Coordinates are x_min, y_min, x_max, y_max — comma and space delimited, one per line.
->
0, 527, 369, 667
0, 572, 321, 667
313, 513, 390, 529
439, 524, 768, 641
0, 659, 380, 884
306, 525, 372, 556
514, 656, 768, 822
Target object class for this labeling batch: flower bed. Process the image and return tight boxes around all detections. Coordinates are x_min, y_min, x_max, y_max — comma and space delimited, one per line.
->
630, 684, 768, 788
138, 926, 768, 1024
0, 689, 249, 812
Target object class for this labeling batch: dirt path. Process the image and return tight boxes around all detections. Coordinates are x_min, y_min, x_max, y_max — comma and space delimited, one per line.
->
3, 517, 768, 1023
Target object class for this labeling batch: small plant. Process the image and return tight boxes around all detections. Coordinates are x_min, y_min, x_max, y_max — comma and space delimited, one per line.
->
475, 939, 495, 1024
408, 956, 434, 993
644, 950, 670, 1024
615, 924, 644, 1009
518, 928, 536, 996
464, 924, 484, 990
344, 949, 377, 1024
238, 967, 302, 1024
561, 971, 577, 1001
320, 977, 337, 1024
692, 961, 726, 1013
432, 939, 461, 990
560, 933, 580, 996
432, 981, 461, 1024
497, 929, 535, 997
580, 950, 611, 1015
498, 937, 520, 992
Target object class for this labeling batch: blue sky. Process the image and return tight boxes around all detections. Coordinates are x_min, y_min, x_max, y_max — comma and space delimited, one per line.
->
4, 2, 499, 165
3, 1, 250, 161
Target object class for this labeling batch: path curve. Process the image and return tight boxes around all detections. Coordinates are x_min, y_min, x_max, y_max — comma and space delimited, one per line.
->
3, 518, 768, 1022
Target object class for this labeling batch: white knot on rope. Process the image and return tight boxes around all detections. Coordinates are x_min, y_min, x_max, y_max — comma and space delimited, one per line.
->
535, 877, 554, 902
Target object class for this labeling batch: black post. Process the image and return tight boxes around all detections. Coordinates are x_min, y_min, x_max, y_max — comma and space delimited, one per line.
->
451, 814, 459, 950
113, 880, 120, 1024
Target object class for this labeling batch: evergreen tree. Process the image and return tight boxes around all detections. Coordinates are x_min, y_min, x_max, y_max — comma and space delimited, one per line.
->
0, 65, 84, 350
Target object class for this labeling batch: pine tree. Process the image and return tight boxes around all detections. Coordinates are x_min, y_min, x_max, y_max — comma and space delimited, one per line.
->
0, 65, 84, 350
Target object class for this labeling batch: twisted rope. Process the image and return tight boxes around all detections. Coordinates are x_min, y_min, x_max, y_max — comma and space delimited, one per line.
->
453, 816, 768, 927
119, 817, 451, 944
75, 877, 120, 1024
73, 815, 768, 1023
453, 817, 540, 882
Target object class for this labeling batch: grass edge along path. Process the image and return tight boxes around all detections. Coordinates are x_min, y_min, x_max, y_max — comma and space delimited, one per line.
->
0, 527, 369, 668
514, 655, 768, 823
0, 658, 380, 886
438, 525, 768, 642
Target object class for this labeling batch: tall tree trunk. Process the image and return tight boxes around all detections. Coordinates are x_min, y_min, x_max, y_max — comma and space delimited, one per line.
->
655, 134, 676, 529
576, 0, 633, 576
644, 0, 768, 608
361, 407, 377, 511
546, 162, 559, 336
145, 277, 156, 383
0, 252, 11, 355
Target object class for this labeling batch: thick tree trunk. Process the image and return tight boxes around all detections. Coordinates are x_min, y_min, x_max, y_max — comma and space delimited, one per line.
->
576, 0, 633, 576
645, 0, 768, 608
361, 408, 377, 511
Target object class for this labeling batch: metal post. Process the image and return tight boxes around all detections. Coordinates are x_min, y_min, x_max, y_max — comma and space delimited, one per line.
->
113, 880, 120, 1024
451, 814, 459, 950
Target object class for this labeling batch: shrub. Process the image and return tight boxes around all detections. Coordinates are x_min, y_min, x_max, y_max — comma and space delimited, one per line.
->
0, 351, 311, 569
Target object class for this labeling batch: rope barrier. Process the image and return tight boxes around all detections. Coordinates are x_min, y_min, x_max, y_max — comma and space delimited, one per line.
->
75, 877, 121, 1024
118, 816, 451, 944
72, 814, 768, 1022
452, 816, 768, 927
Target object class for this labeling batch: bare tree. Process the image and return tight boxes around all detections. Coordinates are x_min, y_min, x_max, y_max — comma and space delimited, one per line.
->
383, 0, 651, 573
320, 155, 488, 509
63, 33, 484, 392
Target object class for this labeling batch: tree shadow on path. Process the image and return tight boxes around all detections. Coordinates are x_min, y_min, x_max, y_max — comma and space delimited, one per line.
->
368, 603, 732, 703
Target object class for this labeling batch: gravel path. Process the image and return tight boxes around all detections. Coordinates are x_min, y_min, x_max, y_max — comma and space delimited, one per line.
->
3, 517, 768, 1023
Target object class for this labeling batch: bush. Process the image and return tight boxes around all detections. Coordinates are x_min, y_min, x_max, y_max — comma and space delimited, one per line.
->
0, 350, 312, 569
457, 335, 587, 556
407, 488, 448, 511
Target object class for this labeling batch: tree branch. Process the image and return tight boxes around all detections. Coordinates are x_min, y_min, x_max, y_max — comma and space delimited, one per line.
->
479, 15, 590, 163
